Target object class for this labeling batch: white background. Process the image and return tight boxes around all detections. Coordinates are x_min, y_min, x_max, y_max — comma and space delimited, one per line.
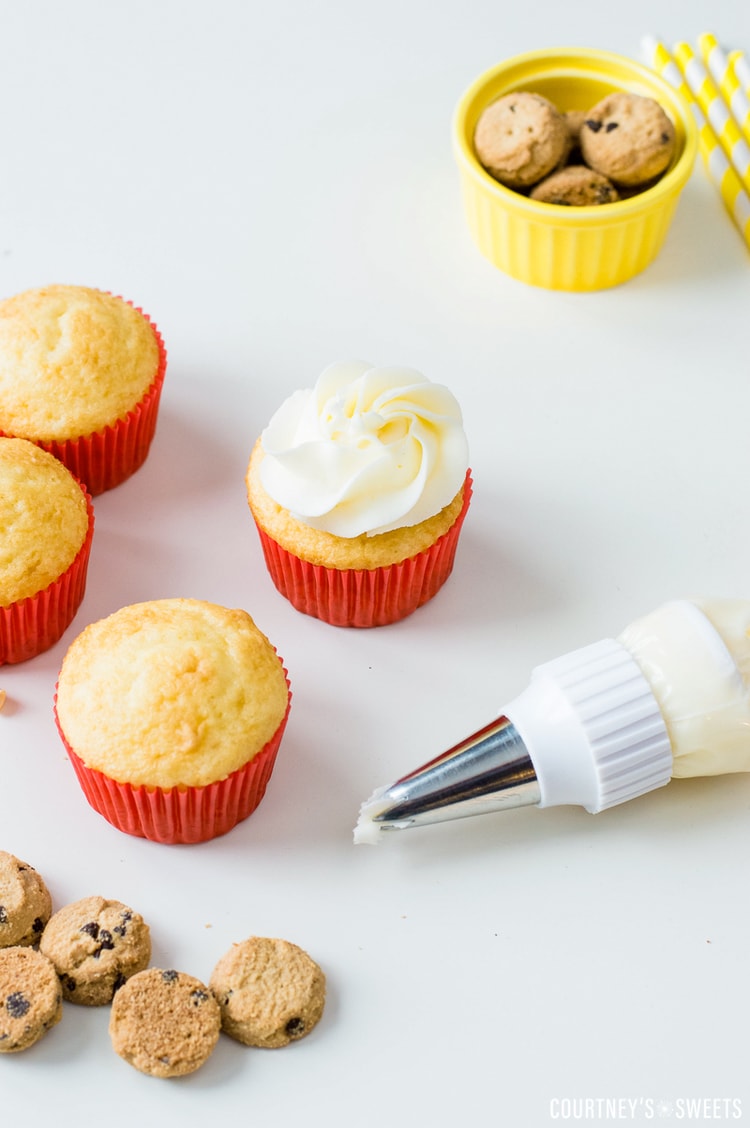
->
2, 0, 749, 1123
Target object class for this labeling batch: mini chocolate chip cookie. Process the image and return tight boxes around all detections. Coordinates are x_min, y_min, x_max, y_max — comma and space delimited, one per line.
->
580, 92, 676, 187
40, 895, 151, 1005
530, 165, 620, 206
0, 946, 62, 1052
0, 850, 52, 949
109, 967, 221, 1078
474, 91, 571, 189
210, 936, 326, 1048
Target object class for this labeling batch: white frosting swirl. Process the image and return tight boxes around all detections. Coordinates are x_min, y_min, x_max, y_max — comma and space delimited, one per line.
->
259, 361, 469, 538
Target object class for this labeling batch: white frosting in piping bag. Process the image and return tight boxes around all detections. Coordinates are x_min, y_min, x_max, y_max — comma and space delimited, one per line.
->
618, 598, 750, 778
260, 361, 469, 538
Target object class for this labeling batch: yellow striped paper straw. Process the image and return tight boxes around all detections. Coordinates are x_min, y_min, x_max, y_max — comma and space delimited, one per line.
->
673, 41, 750, 188
729, 50, 750, 99
699, 33, 750, 145
641, 36, 750, 249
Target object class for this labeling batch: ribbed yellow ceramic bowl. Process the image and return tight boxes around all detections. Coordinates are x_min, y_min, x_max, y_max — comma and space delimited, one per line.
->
453, 48, 698, 291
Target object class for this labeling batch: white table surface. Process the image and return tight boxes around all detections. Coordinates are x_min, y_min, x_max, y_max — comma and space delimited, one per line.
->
2, 0, 750, 1123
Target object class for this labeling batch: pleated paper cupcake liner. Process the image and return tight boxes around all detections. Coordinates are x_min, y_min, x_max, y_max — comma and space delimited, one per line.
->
1, 301, 168, 496
54, 667, 291, 845
0, 484, 95, 666
255, 471, 473, 628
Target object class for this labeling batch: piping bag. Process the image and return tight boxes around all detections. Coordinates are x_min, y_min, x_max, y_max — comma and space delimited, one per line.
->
354, 598, 750, 843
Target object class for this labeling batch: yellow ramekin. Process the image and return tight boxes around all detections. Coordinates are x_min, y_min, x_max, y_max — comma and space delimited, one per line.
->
453, 48, 698, 291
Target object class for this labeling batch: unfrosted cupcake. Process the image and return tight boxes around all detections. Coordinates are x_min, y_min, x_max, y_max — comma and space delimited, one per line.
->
54, 599, 291, 844
0, 437, 94, 665
245, 361, 471, 628
0, 284, 167, 494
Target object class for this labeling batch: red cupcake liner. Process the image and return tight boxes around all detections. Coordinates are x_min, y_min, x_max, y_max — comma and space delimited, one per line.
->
54, 665, 291, 845
0, 302, 167, 496
0, 482, 95, 666
255, 470, 473, 628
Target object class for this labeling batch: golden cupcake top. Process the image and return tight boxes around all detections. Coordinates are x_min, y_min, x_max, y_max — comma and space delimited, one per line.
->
0, 438, 90, 607
0, 284, 160, 442
55, 599, 289, 790
247, 437, 466, 570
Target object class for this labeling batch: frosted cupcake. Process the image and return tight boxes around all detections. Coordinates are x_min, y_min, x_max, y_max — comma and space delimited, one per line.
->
246, 361, 471, 627
0, 438, 94, 665
0, 284, 167, 494
54, 599, 291, 844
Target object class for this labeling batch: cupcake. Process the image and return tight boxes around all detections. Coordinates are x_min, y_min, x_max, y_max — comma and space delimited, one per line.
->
53, 599, 291, 844
0, 284, 167, 494
0, 437, 94, 665
245, 361, 471, 628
